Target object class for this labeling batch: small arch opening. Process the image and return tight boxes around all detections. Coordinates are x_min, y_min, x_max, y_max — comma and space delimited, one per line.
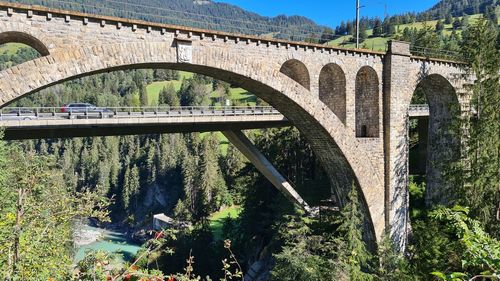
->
319, 63, 346, 124
355, 66, 380, 138
0, 31, 50, 56
279, 59, 311, 90
0, 31, 49, 57
0, 32, 48, 71
409, 74, 460, 207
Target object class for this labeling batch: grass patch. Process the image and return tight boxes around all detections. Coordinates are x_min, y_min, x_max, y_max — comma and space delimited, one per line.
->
0, 43, 26, 55
200, 132, 229, 156
146, 71, 194, 105
146, 81, 181, 105
326, 13, 499, 51
327, 36, 389, 51
209, 206, 241, 240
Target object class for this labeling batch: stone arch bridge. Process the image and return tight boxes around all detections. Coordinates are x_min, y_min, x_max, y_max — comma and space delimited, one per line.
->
0, 2, 471, 249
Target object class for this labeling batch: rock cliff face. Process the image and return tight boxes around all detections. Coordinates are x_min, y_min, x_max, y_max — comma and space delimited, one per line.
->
133, 183, 182, 224
245, 259, 272, 281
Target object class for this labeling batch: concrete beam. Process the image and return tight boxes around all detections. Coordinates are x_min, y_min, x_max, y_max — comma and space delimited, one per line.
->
222, 130, 313, 213
1, 117, 289, 140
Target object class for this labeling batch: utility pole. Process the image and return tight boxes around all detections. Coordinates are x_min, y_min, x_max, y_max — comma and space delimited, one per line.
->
356, 0, 360, 48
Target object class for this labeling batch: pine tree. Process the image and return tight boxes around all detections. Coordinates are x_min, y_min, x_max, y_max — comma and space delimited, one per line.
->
484, 5, 498, 24
145, 144, 156, 185
195, 134, 228, 218
444, 13, 453, 25
158, 83, 180, 106
123, 164, 140, 215
376, 233, 414, 281
373, 19, 383, 37
452, 18, 462, 30
435, 20, 445, 32
181, 150, 199, 218
139, 84, 149, 106
333, 185, 374, 281
122, 164, 132, 210
359, 26, 368, 43
459, 18, 500, 238
270, 212, 331, 281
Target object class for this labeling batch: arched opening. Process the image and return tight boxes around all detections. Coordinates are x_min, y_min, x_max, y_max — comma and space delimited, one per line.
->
355, 66, 379, 138
0, 48, 380, 245
319, 63, 346, 124
0, 31, 49, 56
409, 74, 460, 207
279, 59, 310, 90
0, 32, 47, 72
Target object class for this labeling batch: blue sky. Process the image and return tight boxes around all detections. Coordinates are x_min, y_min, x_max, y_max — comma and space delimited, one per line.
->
215, 0, 440, 27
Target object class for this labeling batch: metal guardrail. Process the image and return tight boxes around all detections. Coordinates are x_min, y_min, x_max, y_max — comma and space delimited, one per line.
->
409, 104, 429, 111
410, 46, 462, 61
408, 104, 430, 117
0, 106, 281, 121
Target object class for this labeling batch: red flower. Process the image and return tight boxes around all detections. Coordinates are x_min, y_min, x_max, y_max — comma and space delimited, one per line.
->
155, 231, 164, 239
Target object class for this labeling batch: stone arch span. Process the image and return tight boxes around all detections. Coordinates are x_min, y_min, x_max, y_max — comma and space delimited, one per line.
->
319, 63, 346, 124
279, 59, 311, 90
0, 31, 50, 56
412, 74, 460, 206
355, 66, 380, 138
0, 42, 386, 241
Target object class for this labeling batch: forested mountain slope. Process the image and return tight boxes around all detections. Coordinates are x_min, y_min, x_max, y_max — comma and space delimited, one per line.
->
8, 0, 325, 40
423, 0, 498, 18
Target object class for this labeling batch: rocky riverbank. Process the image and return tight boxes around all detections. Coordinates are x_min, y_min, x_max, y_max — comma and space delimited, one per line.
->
73, 220, 104, 247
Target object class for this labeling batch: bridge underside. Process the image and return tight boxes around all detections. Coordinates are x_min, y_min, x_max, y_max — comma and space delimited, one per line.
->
1, 119, 290, 140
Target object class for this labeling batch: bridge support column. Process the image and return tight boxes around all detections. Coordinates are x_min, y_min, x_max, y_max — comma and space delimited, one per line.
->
383, 41, 414, 251
222, 130, 313, 213
417, 118, 429, 175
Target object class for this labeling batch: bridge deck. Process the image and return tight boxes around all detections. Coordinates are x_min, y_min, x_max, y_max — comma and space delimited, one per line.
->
0, 106, 289, 140
408, 104, 430, 118
0, 105, 429, 139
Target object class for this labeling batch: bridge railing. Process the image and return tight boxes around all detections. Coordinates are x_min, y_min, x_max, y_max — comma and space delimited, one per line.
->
409, 104, 429, 111
0, 106, 282, 121
410, 46, 463, 61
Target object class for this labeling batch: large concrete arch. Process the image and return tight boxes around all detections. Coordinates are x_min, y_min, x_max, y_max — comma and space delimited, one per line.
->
413, 74, 460, 206
319, 63, 346, 124
0, 41, 385, 241
280, 59, 311, 90
355, 66, 380, 138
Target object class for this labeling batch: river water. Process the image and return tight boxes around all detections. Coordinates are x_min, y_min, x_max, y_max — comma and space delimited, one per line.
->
74, 224, 142, 264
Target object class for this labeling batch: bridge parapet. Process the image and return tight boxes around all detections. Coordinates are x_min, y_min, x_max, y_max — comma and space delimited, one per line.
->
0, 0, 463, 65
0, 1, 387, 58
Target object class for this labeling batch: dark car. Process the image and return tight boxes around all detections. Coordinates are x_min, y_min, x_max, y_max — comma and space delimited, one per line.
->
1, 109, 38, 121
61, 103, 114, 118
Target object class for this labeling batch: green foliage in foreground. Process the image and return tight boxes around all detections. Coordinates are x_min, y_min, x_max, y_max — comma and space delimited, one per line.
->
0, 137, 110, 280
271, 186, 414, 281
458, 17, 500, 238
429, 207, 500, 280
